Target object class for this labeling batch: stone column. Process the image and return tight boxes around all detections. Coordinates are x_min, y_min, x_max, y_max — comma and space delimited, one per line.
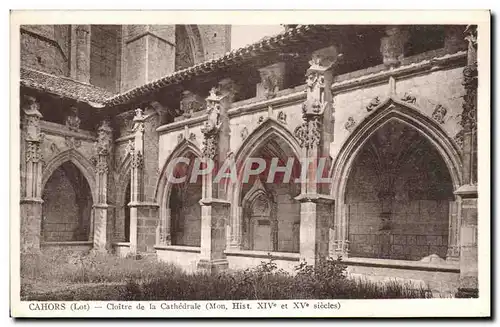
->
128, 109, 145, 255
92, 120, 113, 251
294, 47, 337, 265
198, 79, 236, 272
73, 25, 91, 83
20, 96, 44, 252
455, 25, 478, 298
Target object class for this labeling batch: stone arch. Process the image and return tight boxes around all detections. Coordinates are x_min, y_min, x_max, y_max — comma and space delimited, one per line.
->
228, 118, 302, 204
155, 138, 202, 208
229, 118, 302, 252
330, 97, 463, 260
175, 25, 205, 70
330, 97, 462, 199
42, 148, 97, 204
155, 138, 202, 246
41, 149, 96, 242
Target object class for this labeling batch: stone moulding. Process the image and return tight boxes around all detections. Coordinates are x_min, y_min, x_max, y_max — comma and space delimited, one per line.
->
224, 249, 300, 261
156, 51, 467, 137
40, 120, 96, 141
332, 50, 466, 94
343, 256, 460, 273
154, 244, 201, 253
156, 88, 306, 134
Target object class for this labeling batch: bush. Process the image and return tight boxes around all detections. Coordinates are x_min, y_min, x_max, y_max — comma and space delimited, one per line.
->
21, 251, 433, 300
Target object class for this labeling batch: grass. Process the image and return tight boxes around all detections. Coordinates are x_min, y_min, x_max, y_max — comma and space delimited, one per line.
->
21, 250, 433, 301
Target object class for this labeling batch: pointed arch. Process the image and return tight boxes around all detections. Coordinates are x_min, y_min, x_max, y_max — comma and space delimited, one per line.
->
229, 117, 302, 205
154, 138, 202, 210
330, 97, 463, 200
234, 118, 302, 171
42, 148, 97, 204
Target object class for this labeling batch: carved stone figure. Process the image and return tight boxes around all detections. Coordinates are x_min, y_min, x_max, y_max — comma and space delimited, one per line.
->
366, 96, 381, 112
240, 126, 249, 140
180, 90, 205, 118
380, 26, 409, 68
65, 106, 81, 131
401, 92, 416, 104
277, 111, 287, 125
432, 104, 448, 124
345, 116, 356, 132
96, 120, 113, 156
259, 70, 283, 99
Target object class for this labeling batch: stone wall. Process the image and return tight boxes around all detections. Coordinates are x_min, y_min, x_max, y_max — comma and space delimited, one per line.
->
346, 122, 454, 260
21, 25, 70, 77
171, 182, 202, 247
331, 63, 466, 162
42, 163, 92, 242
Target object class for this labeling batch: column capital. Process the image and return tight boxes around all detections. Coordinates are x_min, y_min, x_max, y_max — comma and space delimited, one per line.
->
295, 193, 335, 204
454, 184, 478, 198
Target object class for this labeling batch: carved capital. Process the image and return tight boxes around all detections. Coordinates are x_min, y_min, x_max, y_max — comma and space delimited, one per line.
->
25, 140, 43, 163
130, 151, 144, 169
202, 133, 218, 159
95, 155, 109, 174
294, 116, 322, 150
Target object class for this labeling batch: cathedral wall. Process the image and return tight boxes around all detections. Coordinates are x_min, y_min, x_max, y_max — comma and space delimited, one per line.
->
331, 62, 466, 163
21, 25, 71, 77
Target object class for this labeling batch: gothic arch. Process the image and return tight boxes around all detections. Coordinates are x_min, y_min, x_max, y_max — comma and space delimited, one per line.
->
330, 97, 463, 201
154, 138, 202, 212
229, 117, 302, 204
42, 148, 97, 204
175, 25, 205, 70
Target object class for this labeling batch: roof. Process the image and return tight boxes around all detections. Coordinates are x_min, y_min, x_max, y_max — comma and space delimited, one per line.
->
20, 67, 114, 107
104, 24, 336, 107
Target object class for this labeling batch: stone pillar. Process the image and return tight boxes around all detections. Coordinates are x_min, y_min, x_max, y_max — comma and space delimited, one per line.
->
257, 62, 286, 99
198, 79, 236, 272
20, 96, 44, 252
73, 25, 91, 83
456, 25, 478, 298
294, 47, 337, 265
380, 26, 409, 69
92, 120, 113, 251
128, 109, 145, 255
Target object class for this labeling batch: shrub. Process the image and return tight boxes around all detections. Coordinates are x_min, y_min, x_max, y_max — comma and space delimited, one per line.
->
21, 251, 433, 300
